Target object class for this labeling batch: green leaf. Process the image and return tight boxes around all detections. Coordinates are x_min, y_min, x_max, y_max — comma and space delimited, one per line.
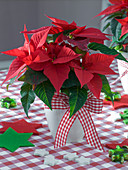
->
110, 18, 119, 37
88, 42, 128, 62
99, 75, 114, 104
63, 29, 76, 36
119, 33, 128, 43
6, 76, 17, 91
61, 88, 70, 96
110, 18, 121, 40
105, 12, 123, 21
53, 32, 62, 42
116, 22, 121, 40
109, 36, 117, 48
53, 29, 76, 42
20, 82, 35, 117
124, 37, 128, 44
102, 22, 110, 32
102, 87, 114, 105
47, 35, 53, 43
18, 67, 47, 85
74, 47, 87, 55
62, 70, 81, 88
34, 80, 55, 110
69, 87, 88, 118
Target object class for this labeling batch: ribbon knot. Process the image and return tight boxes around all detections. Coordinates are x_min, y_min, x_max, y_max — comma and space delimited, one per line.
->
44, 91, 104, 151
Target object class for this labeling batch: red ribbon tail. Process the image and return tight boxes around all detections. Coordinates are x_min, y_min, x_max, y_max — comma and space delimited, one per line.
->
78, 107, 104, 151
54, 109, 77, 148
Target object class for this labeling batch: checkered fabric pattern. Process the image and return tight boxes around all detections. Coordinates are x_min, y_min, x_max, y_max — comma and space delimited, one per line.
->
44, 93, 69, 110
0, 60, 128, 169
51, 92, 104, 151
112, 60, 128, 84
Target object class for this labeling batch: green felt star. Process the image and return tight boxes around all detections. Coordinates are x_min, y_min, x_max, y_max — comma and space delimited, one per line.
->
0, 127, 35, 152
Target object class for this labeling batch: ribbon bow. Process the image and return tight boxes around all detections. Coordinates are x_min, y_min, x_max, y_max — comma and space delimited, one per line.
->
45, 91, 104, 151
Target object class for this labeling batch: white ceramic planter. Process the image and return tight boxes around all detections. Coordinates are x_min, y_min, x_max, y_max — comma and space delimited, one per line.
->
117, 52, 128, 94
45, 108, 84, 143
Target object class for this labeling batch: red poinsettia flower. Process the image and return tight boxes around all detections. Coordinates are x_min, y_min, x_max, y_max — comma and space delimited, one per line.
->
70, 52, 117, 98
21, 15, 76, 39
1, 22, 80, 93
1, 25, 52, 84
22, 16, 88, 49
116, 16, 128, 37
22, 15, 77, 35
1, 25, 29, 84
57, 27, 109, 51
47, 16, 109, 49
63, 36, 89, 51
95, 0, 128, 17
70, 27, 109, 45
21, 25, 63, 41
28, 43, 80, 93
22, 15, 81, 35
47, 15, 78, 31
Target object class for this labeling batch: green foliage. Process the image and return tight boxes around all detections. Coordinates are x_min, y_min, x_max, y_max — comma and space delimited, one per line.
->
53, 32, 62, 42
116, 22, 121, 40
104, 92, 121, 101
52, 29, 75, 42
34, 80, 55, 110
20, 82, 35, 117
18, 67, 47, 85
6, 76, 17, 91
119, 33, 128, 43
69, 87, 88, 118
62, 70, 81, 88
99, 74, 114, 104
61, 88, 70, 96
105, 12, 124, 21
103, 11, 128, 52
63, 29, 75, 36
61, 70, 88, 117
110, 18, 119, 37
109, 18, 122, 47
102, 22, 110, 32
88, 42, 128, 62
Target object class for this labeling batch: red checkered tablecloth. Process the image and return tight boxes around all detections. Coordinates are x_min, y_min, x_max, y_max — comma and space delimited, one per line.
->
0, 60, 128, 170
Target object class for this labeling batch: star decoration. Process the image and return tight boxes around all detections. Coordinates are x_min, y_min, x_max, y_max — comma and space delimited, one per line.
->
34, 149, 49, 157
105, 139, 128, 149
107, 112, 121, 122
107, 109, 128, 124
63, 152, 79, 161
0, 119, 43, 135
0, 127, 34, 152
103, 94, 128, 110
123, 132, 128, 138
75, 156, 91, 165
44, 155, 59, 166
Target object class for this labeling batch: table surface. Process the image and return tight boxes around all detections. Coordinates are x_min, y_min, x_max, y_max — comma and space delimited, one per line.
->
0, 60, 128, 170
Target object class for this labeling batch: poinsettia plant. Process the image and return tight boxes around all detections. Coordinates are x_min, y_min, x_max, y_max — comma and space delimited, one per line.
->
1, 15, 126, 118
95, 0, 128, 52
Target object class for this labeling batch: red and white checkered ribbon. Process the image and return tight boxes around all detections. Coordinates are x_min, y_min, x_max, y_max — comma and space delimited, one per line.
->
44, 91, 104, 151
111, 60, 128, 85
